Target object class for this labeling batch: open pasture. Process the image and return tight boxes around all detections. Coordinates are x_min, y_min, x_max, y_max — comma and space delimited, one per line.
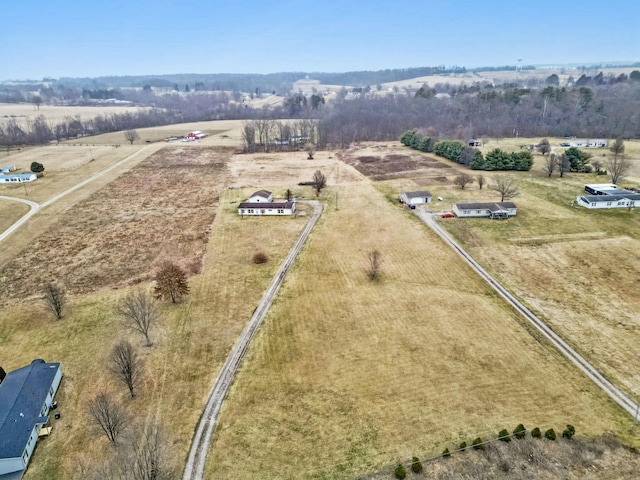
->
0, 185, 310, 479
205, 179, 631, 480
0, 102, 142, 127
72, 119, 247, 146
0, 146, 232, 303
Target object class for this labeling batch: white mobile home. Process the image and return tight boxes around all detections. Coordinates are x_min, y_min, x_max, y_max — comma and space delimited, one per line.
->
576, 194, 640, 209
0, 173, 37, 184
238, 201, 296, 216
453, 201, 517, 219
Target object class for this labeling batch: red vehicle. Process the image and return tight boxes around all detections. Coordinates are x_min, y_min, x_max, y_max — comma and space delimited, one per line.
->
441, 212, 455, 218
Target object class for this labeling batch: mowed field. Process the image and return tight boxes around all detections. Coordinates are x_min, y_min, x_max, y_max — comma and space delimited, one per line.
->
0, 102, 142, 127
205, 177, 632, 479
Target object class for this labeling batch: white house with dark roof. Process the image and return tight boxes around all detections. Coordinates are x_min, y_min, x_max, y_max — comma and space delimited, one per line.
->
453, 201, 517, 219
248, 190, 273, 203
0, 360, 62, 479
577, 194, 640, 209
399, 191, 432, 208
238, 200, 296, 216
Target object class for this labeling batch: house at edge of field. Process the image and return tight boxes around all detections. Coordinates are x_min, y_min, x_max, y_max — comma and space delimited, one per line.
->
576, 193, 640, 209
0, 360, 63, 480
398, 191, 432, 209
0, 173, 37, 184
453, 201, 517, 219
238, 200, 296, 216
1, 165, 17, 174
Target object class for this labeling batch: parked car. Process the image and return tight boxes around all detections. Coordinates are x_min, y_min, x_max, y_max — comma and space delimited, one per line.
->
441, 212, 455, 218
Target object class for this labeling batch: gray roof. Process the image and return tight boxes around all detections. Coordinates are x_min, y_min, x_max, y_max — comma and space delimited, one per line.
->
0, 360, 61, 459
238, 201, 295, 209
456, 201, 517, 210
580, 194, 640, 203
250, 190, 272, 198
403, 191, 432, 198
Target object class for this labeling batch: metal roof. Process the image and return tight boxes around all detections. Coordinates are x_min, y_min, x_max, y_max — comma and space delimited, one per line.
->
580, 194, 640, 203
0, 360, 61, 459
250, 190, 272, 198
455, 201, 517, 210
238, 202, 295, 209
402, 191, 432, 198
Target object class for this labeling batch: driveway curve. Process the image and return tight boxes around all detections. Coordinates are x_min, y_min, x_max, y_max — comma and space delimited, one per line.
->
415, 207, 639, 418
183, 200, 323, 480
0, 195, 41, 243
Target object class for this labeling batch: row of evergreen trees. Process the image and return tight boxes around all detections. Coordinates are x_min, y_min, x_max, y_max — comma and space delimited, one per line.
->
400, 130, 533, 171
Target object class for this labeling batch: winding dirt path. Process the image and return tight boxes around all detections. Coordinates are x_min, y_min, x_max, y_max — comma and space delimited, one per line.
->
183, 200, 323, 480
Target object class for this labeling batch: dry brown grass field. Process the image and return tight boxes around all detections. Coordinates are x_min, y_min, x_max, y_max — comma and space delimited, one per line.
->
205, 177, 633, 479
0, 199, 29, 233
0, 146, 233, 302
0, 102, 142, 127
2, 132, 640, 479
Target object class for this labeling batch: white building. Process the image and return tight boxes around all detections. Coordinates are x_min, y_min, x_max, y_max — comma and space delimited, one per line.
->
0, 173, 37, 184
576, 194, 640, 209
238, 200, 296, 216
247, 190, 273, 203
399, 191, 432, 209
0, 360, 63, 479
453, 201, 517, 219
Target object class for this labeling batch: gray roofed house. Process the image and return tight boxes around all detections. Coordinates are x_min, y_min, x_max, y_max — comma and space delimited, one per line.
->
248, 190, 273, 203
0, 360, 63, 479
238, 200, 296, 216
453, 201, 517, 219
576, 193, 640, 209
399, 191, 432, 208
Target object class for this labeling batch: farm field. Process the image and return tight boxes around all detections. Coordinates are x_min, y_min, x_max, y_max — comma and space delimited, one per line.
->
205, 177, 632, 479
0, 199, 29, 233
0, 102, 142, 127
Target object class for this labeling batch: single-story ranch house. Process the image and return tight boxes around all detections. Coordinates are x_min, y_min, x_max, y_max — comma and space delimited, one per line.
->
238, 190, 296, 216
399, 191, 432, 208
0, 173, 37, 184
577, 183, 640, 209
0, 360, 62, 479
453, 201, 517, 219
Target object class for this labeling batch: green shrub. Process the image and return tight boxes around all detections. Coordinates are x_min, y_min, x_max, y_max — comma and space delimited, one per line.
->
394, 464, 407, 479
513, 424, 526, 439
531, 427, 542, 439
442, 448, 451, 458
544, 428, 557, 441
498, 429, 511, 442
459, 440, 467, 451
472, 437, 484, 450
562, 425, 576, 439
30, 161, 45, 173
410, 456, 423, 473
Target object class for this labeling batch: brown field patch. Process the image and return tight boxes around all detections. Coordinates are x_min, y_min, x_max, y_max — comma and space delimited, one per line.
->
0, 146, 233, 303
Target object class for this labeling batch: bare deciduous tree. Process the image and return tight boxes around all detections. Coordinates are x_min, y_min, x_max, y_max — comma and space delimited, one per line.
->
125, 422, 173, 480
476, 174, 485, 190
537, 138, 551, 157
44, 282, 66, 320
304, 142, 315, 159
545, 152, 559, 177
124, 129, 139, 145
490, 175, 519, 202
366, 250, 382, 281
453, 172, 474, 189
117, 290, 158, 347
558, 154, 571, 178
153, 261, 189, 303
312, 170, 327, 197
607, 138, 630, 184
110, 341, 142, 398
88, 392, 127, 444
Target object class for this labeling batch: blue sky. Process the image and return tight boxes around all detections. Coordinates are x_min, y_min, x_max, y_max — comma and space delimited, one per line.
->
2, 0, 639, 80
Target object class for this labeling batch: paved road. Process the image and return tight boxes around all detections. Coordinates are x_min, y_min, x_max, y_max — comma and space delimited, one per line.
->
183, 200, 323, 480
415, 207, 639, 418
0, 146, 152, 245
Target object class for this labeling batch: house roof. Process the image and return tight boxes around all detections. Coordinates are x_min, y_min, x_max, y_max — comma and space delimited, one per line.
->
250, 190, 272, 198
456, 201, 517, 210
238, 202, 295, 209
0, 360, 61, 459
402, 191, 432, 198
580, 194, 640, 203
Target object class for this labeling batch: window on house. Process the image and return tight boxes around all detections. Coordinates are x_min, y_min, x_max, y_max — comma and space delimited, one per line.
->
278, 209, 283, 213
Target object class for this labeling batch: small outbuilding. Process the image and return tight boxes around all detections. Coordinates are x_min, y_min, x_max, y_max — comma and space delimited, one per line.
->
0, 360, 63, 479
0, 165, 17, 174
399, 191, 432, 208
453, 201, 517, 219
247, 190, 273, 203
